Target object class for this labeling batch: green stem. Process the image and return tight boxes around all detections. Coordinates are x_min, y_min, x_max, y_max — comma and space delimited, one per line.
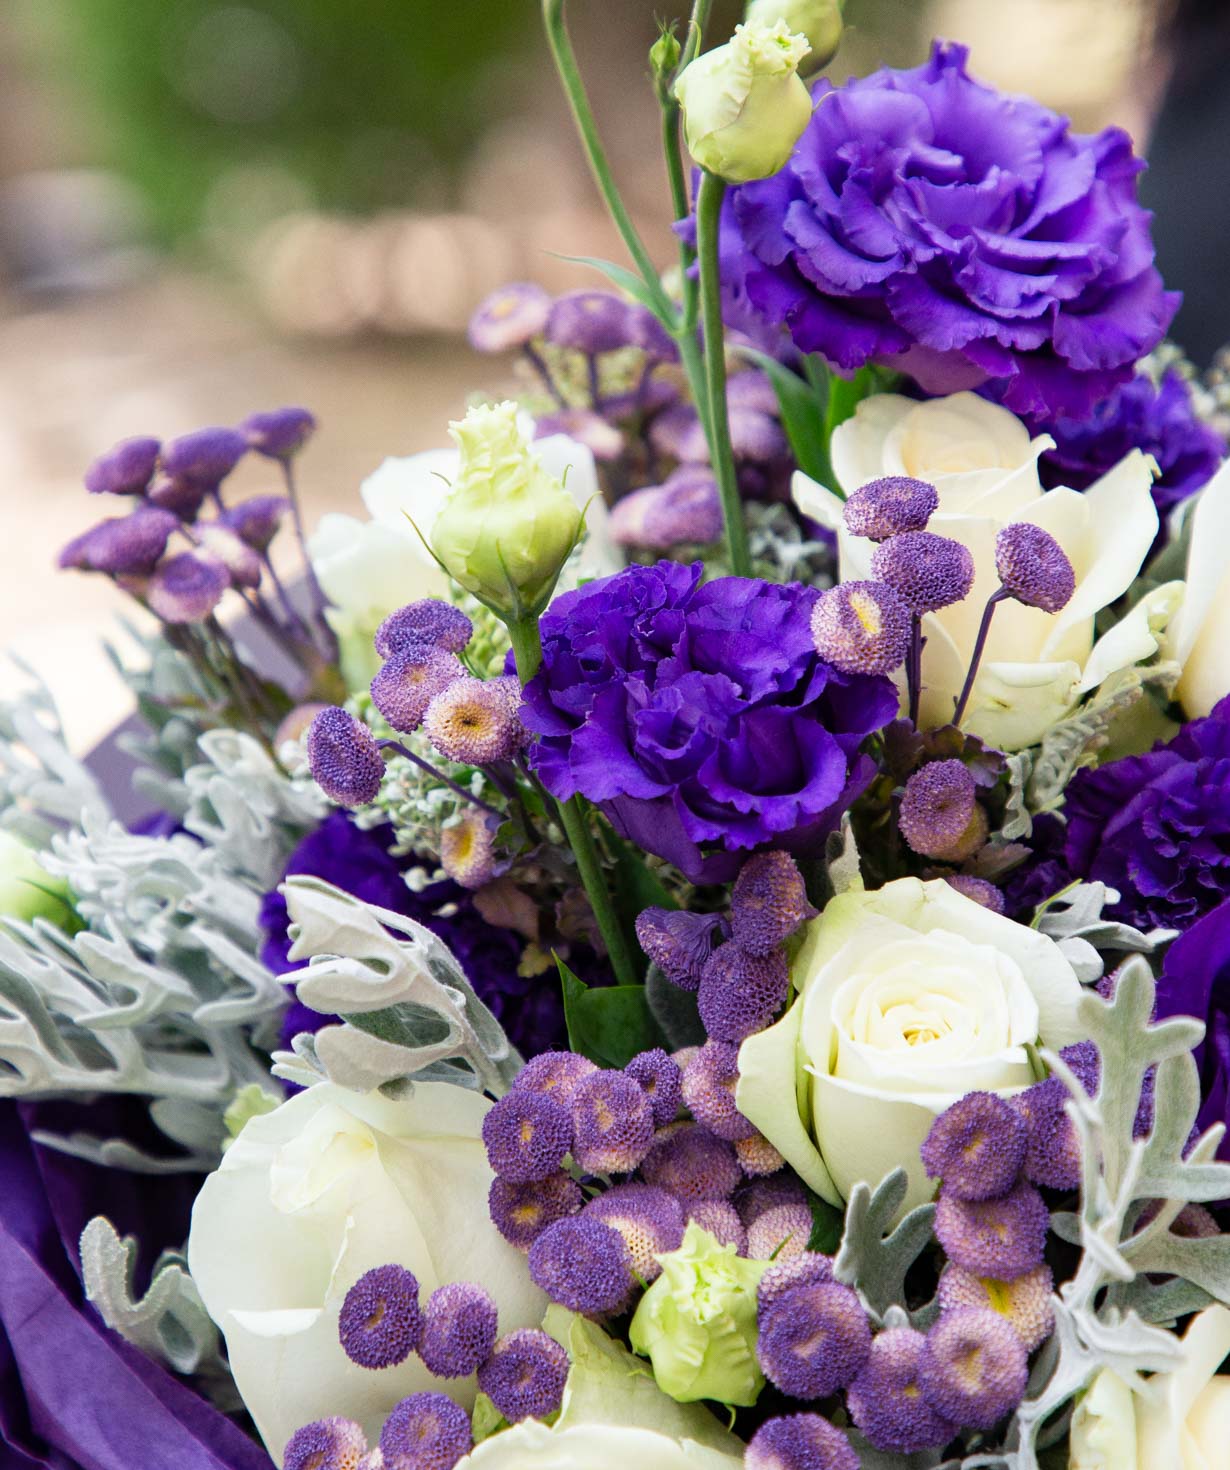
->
695, 170, 751, 577
679, 0, 714, 69
659, 90, 710, 444
542, 0, 672, 321
507, 617, 639, 988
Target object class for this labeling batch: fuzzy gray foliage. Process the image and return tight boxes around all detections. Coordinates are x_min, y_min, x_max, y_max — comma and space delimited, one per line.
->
833, 1168, 936, 1326
1031, 881, 1175, 983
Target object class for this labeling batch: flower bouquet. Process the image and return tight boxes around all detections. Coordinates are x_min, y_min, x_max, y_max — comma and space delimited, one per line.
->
7, 4, 1230, 1469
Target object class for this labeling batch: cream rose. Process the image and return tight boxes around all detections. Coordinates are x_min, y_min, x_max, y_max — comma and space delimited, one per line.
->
794, 392, 1159, 750
187, 1082, 546, 1466
736, 877, 1085, 1210
1172, 455, 1230, 718
1070, 1306, 1230, 1470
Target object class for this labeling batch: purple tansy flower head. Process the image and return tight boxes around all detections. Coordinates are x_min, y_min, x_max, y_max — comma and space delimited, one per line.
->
919, 1307, 1027, 1430
937, 1263, 1054, 1353
1011, 1076, 1082, 1190
843, 477, 938, 541
423, 678, 521, 764
757, 1281, 871, 1399
608, 467, 724, 551
934, 1180, 1049, 1281
370, 647, 464, 733
521, 561, 897, 883
582, 1183, 685, 1281
468, 282, 552, 353
59, 505, 180, 577
545, 289, 635, 354
84, 435, 161, 496
681, 1041, 756, 1142
338, 1264, 422, 1370
809, 580, 912, 677
698, 942, 790, 1042
710, 42, 1177, 422
515, 1049, 599, 1103
242, 407, 317, 460
994, 523, 1075, 613
379, 1392, 471, 1470
921, 1092, 1027, 1201
758, 1251, 834, 1315
527, 1216, 633, 1316
307, 708, 385, 808
488, 1171, 583, 1251
1038, 367, 1225, 519
417, 1282, 498, 1379
847, 1326, 956, 1455
747, 1201, 814, 1261
1058, 695, 1230, 931
871, 532, 974, 614
477, 1329, 569, 1424
899, 759, 984, 862
375, 600, 474, 658
162, 426, 247, 489
687, 1199, 747, 1252
624, 1048, 683, 1127
569, 1070, 655, 1174
219, 494, 290, 553
482, 1090, 573, 1183
640, 1122, 742, 1204
746, 1413, 860, 1470
945, 874, 1006, 913
284, 1417, 368, 1470
730, 850, 817, 956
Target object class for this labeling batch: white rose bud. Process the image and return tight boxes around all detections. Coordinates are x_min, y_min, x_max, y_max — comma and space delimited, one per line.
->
744, 0, 843, 74
674, 21, 813, 184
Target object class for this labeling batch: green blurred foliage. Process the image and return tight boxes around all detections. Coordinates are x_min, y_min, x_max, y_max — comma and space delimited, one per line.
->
39, 0, 539, 240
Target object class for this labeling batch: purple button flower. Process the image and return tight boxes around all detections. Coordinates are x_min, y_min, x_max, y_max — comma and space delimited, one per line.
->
520, 562, 897, 882
709, 42, 1177, 421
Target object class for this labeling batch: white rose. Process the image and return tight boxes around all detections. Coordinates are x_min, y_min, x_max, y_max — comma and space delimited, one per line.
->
794, 392, 1159, 750
187, 1082, 546, 1466
1172, 455, 1230, 718
458, 1308, 744, 1470
308, 425, 617, 687
1070, 1307, 1230, 1470
736, 877, 1085, 1211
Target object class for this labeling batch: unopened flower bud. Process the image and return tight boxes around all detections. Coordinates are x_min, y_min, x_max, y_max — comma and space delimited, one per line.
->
745, 0, 843, 74
674, 21, 812, 184
430, 401, 583, 619
650, 28, 683, 98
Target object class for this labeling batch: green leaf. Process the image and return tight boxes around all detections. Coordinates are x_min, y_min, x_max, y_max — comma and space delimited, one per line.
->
603, 825, 677, 971
645, 963, 706, 1050
805, 1192, 844, 1254
559, 956, 666, 1069
823, 364, 878, 439
739, 347, 832, 484
552, 253, 674, 327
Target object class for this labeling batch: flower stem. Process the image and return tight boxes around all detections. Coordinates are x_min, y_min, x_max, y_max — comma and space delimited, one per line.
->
658, 86, 711, 448
279, 458, 337, 660
906, 615, 923, 727
953, 589, 1009, 727
541, 0, 673, 322
695, 170, 751, 577
507, 615, 638, 988
679, 0, 714, 69
376, 739, 503, 819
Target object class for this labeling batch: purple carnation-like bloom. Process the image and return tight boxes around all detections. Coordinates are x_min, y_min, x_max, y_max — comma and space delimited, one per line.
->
1057, 695, 1230, 931
521, 561, 897, 883
1038, 367, 1225, 518
711, 42, 1177, 422
1156, 899, 1230, 1160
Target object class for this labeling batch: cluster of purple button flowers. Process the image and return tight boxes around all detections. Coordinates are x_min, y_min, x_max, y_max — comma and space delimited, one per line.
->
283, 1262, 569, 1470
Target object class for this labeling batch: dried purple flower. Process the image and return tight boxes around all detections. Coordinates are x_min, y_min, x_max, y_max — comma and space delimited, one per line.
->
534, 407, 625, 461
242, 407, 317, 461
609, 468, 724, 550
871, 531, 975, 614
147, 552, 230, 623
59, 505, 180, 577
635, 908, 725, 992
747, 1202, 814, 1261
921, 1092, 1028, 1202
898, 760, 984, 862
994, 523, 1076, 614
934, 1180, 1050, 1281
197, 523, 263, 589
730, 851, 817, 957
482, 1090, 573, 1184
570, 1070, 655, 1175
737, 1173, 808, 1227
918, 1307, 1028, 1429
758, 1252, 834, 1315
686, 1199, 746, 1253
847, 1326, 957, 1455
284, 1417, 368, 1470
810, 580, 913, 677
757, 1281, 872, 1398
488, 1171, 583, 1251
640, 1123, 742, 1204
379, 1392, 472, 1470
477, 1329, 569, 1423
375, 600, 474, 658
1010, 1077, 1082, 1191
370, 647, 464, 733
527, 1216, 633, 1316
85, 435, 161, 496
545, 289, 635, 355
624, 1048, 682, 1128
944, 874, 1006, 913
219, 494, 290, 552
147, 475, 209, 519
514, 1050, 599, 1104
735, 1132, 784, 1177
467, 282, 552, 353
745, 1413, 860, 1470
338, 1264, 422, 1370
843, 477, 939, 541
583, 1183, 685, 1281
161, 426, 248, 489
423, 678, 520, 764
417, 1282, 499, 1379
937, 1263, 1054, 1353
681, 1042, 755, 1142
307, 707, 385, 807
697, 943, 789, 1044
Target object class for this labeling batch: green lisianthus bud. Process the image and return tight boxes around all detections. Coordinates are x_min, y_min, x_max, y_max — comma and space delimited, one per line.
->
628, 1223, 769, 1406
0, 829, 76, 930
651, 28, 682, 98
674, 21, 812, 184
744, 0, 843, 74
429, 402, 583, 620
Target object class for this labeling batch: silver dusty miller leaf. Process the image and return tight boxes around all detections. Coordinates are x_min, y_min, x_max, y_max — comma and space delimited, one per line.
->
271, 876, 522, 1098
833, 1168, 936, 1325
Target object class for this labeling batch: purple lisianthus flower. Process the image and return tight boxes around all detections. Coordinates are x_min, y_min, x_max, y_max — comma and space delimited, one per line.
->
1157, 900, 1230, 1160
1038, 367, 1225, 518
710, 41, 1177, 422
520, 561, 897, 883
1056, 696, 1230, 931
259, 812, 565, 1056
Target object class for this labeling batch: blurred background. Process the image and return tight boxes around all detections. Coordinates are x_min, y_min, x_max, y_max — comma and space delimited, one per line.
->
0, 0, 1213, 747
